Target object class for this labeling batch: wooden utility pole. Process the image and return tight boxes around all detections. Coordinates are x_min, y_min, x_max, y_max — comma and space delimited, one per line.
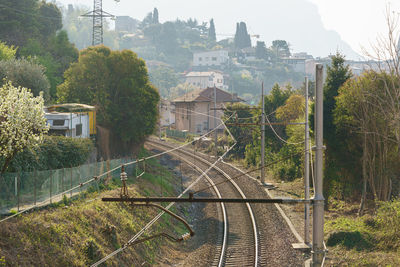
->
159, 101, 162, 140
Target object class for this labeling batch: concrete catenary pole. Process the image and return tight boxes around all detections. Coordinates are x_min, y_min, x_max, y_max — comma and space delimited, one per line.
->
304, 76, 310, 245
261, 82, 266, 184
159, 101, 162, 140
214, 85, 217, 154
312, 64, 325, 266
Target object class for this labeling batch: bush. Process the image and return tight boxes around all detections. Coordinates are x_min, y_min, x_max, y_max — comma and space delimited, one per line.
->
327, 231, 372, 250
374, 200, 400, 249
0, 58, 50, 100
1, 136, 94, 172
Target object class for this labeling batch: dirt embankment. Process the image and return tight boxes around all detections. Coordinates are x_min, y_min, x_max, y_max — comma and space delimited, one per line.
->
0, 153, 202, 266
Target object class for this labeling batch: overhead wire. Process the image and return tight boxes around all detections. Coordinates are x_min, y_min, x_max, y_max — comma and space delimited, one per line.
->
194, 148, 310, 194
265, 114, 305, 145
92, 111, 238, 266
92, 134, 237, 267
0, 3, 63, 21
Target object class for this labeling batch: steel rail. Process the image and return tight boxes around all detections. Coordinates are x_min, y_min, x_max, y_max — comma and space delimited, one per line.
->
91, 140, 235, 267
147, 142, 228, 267
148, 140, 259, 267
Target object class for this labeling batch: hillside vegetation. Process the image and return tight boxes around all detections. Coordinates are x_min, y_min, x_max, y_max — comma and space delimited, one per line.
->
0, 151, 189, 266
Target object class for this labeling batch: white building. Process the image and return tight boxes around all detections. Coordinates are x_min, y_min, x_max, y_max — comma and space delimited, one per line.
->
282, 57, 306, 73
160, 99, 175, 127
45, 112, 90, 138
193, 50, 229, 67
185, 71, 227, 90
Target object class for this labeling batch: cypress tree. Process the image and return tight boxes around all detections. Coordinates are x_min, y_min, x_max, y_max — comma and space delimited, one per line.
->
209, 18, 216, 42
153, 8, 159, 24
234, 22, 251, 49
234, 23, 240, 48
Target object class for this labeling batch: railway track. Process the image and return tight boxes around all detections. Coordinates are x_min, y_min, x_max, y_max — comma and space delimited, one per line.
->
146, 140, 259, 267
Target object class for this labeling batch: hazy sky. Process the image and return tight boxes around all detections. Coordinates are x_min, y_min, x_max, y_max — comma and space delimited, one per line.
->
309, 0, 400, 55
57, 0, 400, 59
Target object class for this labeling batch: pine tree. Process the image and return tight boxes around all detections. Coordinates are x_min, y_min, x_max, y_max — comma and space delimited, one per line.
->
208, 18, 216, 42
153, 8, 159, 24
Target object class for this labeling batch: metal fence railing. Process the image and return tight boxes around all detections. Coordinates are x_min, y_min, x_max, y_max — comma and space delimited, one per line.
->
0, 158, 136, 215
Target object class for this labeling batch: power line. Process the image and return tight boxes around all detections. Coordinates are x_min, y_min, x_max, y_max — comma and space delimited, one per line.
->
0, 3, 62, 21
194, 148, 309, 194
265, 114, 305, 145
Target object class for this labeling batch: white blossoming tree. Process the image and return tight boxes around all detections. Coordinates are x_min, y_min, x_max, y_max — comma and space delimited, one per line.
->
0, 81, 49, 174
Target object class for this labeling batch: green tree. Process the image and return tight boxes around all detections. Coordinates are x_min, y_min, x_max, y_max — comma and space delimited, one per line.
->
335, 71, 400, 212
310, 52, 352, 205
58, 46, 160, 155
234, 22, 251, 49
209, 19, 216, 42
271, 40, 290, 58
0, 81, 48, 174
37, 1, 62, 38
0, 0, 62, 47
244, 83, 293, 168
158, 22, 178, 54
149, 66, 179, 98
0, 42, 16, 61
223, 103, 254, 158
272, 91, 306, 182
255, 41, 267, 60
153, 8, 159, 24
263, 83, 293, 152
0, 58, 50, 100
169, 83, 197, 100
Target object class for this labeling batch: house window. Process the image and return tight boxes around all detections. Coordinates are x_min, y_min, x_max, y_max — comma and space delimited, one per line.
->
198, 57, 202, 61
196, 124, 202, 133
53, 120, 65, 126
205, 57, 209, 61
76, 124, 82, 136
212, 57, 217, 61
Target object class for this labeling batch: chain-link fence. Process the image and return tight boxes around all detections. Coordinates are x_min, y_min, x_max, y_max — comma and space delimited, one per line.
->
0, 158, 136, 215
166, 129, 188, 139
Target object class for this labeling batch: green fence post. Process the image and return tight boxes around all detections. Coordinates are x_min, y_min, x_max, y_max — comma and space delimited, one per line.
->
70, 167, 73, 197
62, 168, 65, 195
17, 174, 20, 212
34, 170, 37, 206
78, 165, 82, 197
50, 172, 52, 204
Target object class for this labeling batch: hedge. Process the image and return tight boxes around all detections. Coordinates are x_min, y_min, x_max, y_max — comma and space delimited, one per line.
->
1, 136, 94, 172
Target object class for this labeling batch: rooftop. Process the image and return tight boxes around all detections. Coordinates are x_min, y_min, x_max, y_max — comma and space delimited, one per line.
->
172, 87, 242, 103
185, 71, 223, 77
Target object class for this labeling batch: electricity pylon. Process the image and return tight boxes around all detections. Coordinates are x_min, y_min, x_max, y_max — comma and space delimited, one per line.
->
81, 0, 114, 46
